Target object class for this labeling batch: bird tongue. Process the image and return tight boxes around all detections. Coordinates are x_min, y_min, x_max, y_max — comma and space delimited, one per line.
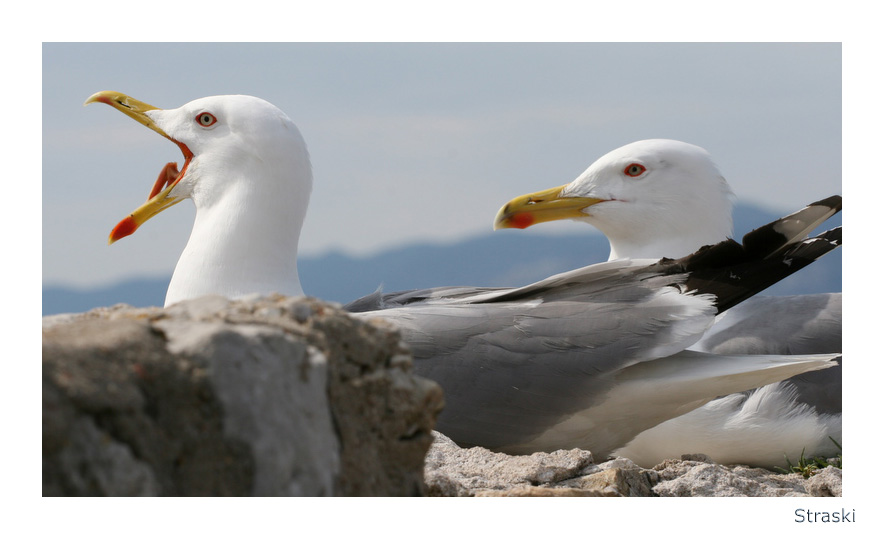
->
150, 162, 180, 200
108, 162, 183, 243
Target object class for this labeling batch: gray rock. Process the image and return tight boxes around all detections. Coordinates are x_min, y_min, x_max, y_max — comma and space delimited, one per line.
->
559, 465, 656, 497
424, 432, 654, 496
42, 295, 443, 496
806, 466, 842, 497
476, 485, 615, 497
425, 433, 842, 497
652, 460, 805, 497
424, 432, 592, 492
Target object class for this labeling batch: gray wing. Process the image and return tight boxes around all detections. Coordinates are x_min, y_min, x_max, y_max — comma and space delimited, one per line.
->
362, 289, 837, 456
691, 292, 841, 414
498, 350, 838, 457
692, 293, 841, 355
365, 287, 702, 450
352, 197, 842, 456
344, 285, 507, 312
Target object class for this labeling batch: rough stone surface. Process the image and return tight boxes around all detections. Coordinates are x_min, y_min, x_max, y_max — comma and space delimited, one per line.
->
803, 465, 842, 497
424, 432, 652, 497
43, 295, 444, 496
423, 432, 590, 494
424, 433, 842, 497
43, 296, 842, 498
652, 459, 808, 497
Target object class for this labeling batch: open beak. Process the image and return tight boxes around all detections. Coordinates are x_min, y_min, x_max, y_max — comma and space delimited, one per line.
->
493, 185, 605, 230
84, 91, 193, 244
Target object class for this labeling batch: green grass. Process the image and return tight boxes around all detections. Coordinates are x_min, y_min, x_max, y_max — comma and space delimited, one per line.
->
774, 437, 842, 478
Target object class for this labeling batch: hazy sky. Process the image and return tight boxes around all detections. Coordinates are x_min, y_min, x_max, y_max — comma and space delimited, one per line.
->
42, 43, 841, 288
26, 2, 885, 527
26, 5, 883, 529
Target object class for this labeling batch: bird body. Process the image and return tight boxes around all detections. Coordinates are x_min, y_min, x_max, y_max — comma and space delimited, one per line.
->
494, 139, 842, 466
615, 291, 842, 467
692, 292, 842, 357
86, 96, 841, 466
354, 206, 841, 457
616, 381, 842, 468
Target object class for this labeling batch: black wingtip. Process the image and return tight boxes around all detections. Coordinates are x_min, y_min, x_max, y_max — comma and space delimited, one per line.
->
742, 194, 842, 260
661, 196, 842, 314
813, 194, 842, 212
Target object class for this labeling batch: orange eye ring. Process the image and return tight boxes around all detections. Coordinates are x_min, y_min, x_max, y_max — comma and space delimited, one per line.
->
196, 112, 217, 127
624, 163, 646, 177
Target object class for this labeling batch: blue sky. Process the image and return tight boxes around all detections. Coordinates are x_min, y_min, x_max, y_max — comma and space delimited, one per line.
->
43, 43, 841, 289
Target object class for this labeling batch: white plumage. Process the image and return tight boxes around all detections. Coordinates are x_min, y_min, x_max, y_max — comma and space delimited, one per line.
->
495, 139, 842, 467
563, 139, 735, 260
86, 92, 312, 306
87, 95, 840, 465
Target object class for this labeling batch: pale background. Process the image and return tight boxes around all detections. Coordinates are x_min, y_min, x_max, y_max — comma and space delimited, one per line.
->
43, 42, 841, 289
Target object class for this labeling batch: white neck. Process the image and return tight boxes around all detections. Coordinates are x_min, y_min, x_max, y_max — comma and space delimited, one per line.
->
165, 168, 310, 306
608, 232, 724, 261
596, 197, 733, 261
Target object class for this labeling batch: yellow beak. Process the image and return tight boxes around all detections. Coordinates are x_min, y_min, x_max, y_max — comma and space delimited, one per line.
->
84, 91, 191, 244
84, 91, 167, 139
493, 185, 605, 230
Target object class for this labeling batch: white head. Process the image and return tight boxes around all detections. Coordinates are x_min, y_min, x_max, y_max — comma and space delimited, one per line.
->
147, 95, 312, 215
495, 139, 734, 260
85, 92, 312, 305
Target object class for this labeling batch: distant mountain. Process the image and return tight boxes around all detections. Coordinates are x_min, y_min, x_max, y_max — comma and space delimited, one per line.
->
42, 203, 842, 315
43, 278, 170, 316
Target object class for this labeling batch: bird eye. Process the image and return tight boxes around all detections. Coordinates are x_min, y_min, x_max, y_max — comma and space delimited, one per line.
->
196, 112, 217, 127
624, 163, 646, 177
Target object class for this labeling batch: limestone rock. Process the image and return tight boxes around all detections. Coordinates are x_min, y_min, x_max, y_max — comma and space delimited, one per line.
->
805, 466, 842, 497
42, 295, 443, 496
476, 485, 613, 497
650, 458, 842, 497
425, 433, 842, 497
423, 432, 654, 496
424, 432, 592, 493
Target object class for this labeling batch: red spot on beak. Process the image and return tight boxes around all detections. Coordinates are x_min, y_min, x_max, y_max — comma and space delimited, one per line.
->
110, 216, 138, 244
510, 212, 535, 229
